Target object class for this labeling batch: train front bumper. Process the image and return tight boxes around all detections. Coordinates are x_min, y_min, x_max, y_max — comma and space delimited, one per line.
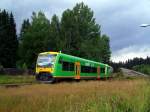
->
36, 67, 54, 74
35, 67, 54, 82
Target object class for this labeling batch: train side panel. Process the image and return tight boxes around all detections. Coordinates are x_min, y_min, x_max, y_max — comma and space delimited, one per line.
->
53, 53, 112, 79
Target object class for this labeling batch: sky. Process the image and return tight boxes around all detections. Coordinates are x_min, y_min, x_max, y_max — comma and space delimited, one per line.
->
0, 0, 150, 62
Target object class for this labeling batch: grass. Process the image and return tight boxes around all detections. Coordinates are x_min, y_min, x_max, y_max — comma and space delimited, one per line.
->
0, 78, 150, 112
0, 75, 35, 84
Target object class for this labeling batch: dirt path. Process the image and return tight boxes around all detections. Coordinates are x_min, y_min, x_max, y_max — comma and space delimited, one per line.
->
120, 68, 149, 77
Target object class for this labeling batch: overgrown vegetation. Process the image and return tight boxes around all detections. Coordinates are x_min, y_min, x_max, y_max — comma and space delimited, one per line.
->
0, 78, 150, 112
110, 57, 150, 72
133, 64, 150, 75
0, 75, 35, 84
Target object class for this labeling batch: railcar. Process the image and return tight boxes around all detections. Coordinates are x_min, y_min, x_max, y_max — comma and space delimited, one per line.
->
35, 51, 113, 83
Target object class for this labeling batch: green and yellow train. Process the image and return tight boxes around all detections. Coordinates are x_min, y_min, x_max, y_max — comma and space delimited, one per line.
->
35, 51, 113, 83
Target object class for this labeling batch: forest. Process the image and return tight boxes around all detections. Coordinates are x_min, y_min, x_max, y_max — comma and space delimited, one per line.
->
0, 2, 149, 75
110, 57, 150, 75
0, 2, 110, 69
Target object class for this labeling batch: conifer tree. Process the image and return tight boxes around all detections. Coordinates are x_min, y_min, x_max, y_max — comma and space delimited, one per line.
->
19, 19, 30, 42
0, 10, 18, 67
8, 12, 18, 67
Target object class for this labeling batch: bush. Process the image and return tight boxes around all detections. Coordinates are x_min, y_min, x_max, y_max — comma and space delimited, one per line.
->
133, 64, 150, 75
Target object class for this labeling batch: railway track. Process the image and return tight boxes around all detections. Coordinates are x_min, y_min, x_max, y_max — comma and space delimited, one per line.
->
0, 83, 37, 88
0, 78, 113, 88
1, 69, 148, 88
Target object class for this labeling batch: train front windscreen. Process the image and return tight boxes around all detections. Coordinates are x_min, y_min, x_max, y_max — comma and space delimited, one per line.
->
37, 54, 56, 67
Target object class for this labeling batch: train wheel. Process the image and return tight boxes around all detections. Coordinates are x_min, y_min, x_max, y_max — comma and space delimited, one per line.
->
36, 73, 56, 83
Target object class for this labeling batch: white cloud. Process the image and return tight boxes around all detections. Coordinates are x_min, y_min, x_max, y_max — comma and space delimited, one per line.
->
111, 45, 150, 62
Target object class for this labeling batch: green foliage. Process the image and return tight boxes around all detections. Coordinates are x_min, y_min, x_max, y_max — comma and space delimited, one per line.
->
45, 14, 61, 51
22, 63, 27, 71
110, 57, 150, 72
0, 75, 35, 84
19, 19, 30, 42
0, 3, 111, 69
19, 12, 50, 68
0, 10, 18, 67
19, 2, 111, 68
60, 2, 110, 62
100, 35, 111, 63
133, 64, 150, 75
61, 3, 102, 59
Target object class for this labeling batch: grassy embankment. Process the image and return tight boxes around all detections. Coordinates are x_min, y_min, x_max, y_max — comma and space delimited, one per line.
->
0, 78, 150, 112
0, 75, 35, 84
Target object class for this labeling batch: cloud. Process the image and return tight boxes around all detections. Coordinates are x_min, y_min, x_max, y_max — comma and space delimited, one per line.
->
111, 45, 150, 62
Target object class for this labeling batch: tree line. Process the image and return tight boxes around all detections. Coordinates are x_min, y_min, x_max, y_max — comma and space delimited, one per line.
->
110, 56, 150, 73
0, 3, 111, 69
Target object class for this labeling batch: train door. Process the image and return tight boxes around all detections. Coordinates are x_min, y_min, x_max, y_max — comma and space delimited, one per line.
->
75, 62, 80, 79
105, 66, 108, 77
97, 66, 100, 80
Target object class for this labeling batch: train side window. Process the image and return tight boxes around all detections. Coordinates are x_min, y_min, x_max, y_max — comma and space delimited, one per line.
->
81, 66, 88, 73
69, 62, 74, 71
62, 62, 69, 71
81, 66, 97, 73
101, 68, 105, 73
62, 61, 74, 71
91, 67, 97, 73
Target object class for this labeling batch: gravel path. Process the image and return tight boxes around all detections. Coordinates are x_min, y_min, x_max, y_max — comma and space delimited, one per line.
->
120, 68, 149, 77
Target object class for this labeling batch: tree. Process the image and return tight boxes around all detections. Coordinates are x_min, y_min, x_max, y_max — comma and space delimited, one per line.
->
100, 35, 111, 63
0, 10, 18, 67
45, 14, 61, 51
19, 12, 50, 68
61, 3, 99, 55
8, 13, 18, 67
61, 9, 78, 55
19, 19, 30, 42
17, 19, 31, 68
60, 2, 111, 63
18, 2, 111, 69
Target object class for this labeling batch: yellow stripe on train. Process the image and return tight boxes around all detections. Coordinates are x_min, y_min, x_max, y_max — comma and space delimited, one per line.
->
36, 67, 53, 74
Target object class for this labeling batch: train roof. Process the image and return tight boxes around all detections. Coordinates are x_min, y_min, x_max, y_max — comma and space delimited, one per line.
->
39, 51, 110, 67
59, 53, 107, 66
39, 51, 59, 55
